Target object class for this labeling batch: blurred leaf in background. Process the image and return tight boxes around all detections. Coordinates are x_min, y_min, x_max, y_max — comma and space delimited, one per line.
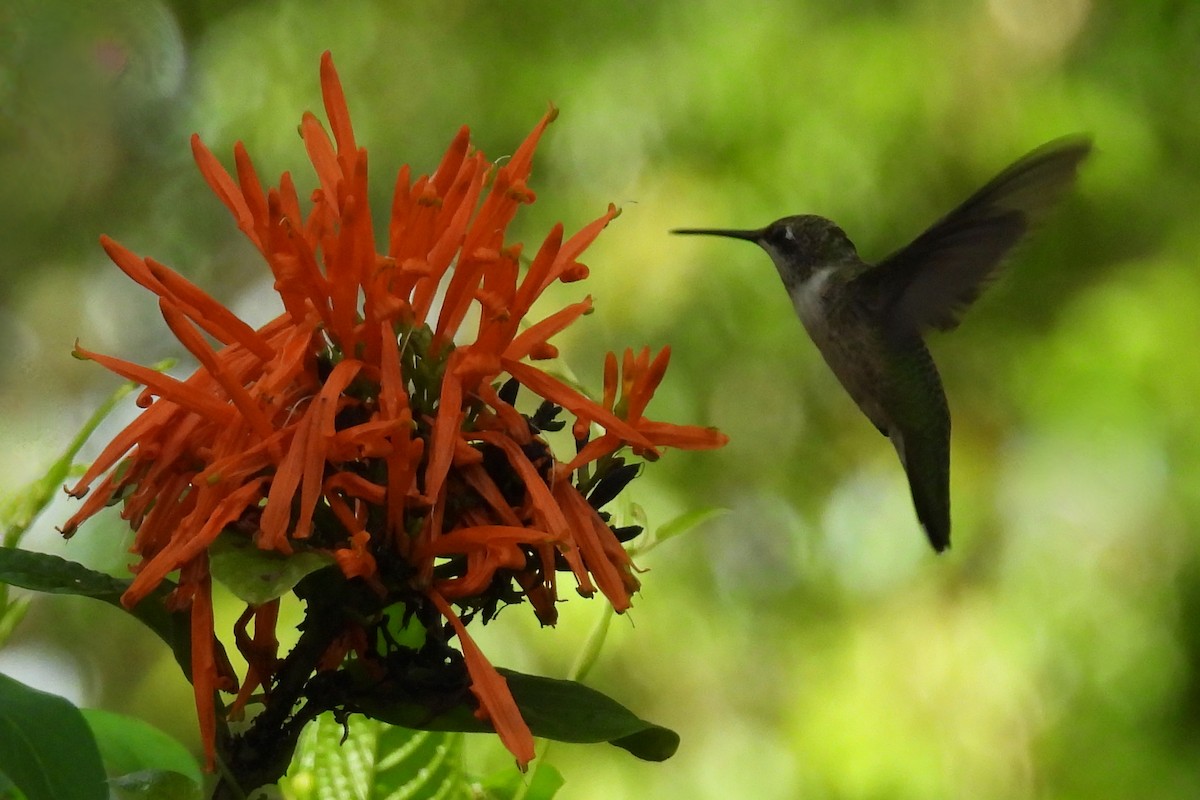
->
3, 0, 1200, 798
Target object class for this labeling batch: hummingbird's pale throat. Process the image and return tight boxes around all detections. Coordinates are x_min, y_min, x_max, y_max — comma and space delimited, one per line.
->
673, 137, 1092, 551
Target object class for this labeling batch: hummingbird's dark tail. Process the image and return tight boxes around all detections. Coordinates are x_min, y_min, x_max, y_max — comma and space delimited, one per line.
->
895, 429, 952, 552
909, 475, 951, 552
883, 337, 952, 551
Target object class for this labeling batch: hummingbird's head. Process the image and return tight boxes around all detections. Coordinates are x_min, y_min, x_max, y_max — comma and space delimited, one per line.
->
672, 214, 859, 289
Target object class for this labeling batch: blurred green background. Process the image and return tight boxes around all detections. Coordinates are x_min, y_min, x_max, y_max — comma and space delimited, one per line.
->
3, 0, 1200, 797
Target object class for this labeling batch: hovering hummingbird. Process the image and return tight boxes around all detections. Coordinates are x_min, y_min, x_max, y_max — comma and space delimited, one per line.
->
673, 136, 1091, 552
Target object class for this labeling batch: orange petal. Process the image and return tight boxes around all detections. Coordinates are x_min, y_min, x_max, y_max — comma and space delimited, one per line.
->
99, 236, 165, 295
501, 358, 656, 454
458, 464, 523, 526
551, 205, 620, 286
602, 351, 619, 411
324, 471, 386, 504
333, 529, 377, 580
639, 420, 731, 450
293, 359, 363, 540
504, 297, 592, 362
503, 103, 557, 182
424, 350, 465, 503
64, 402, 169, 496
158, 300, 275, 442
511, 223, 563, 316
424, 525, 555, 598
562, 432, 621, 475
475, 382, 530, 443
147, 258, 275, 361
233, 142, 269, 247
183, 558, 218, 771
73, 343, 237, 423
59, 471, 120, 536
191, 134, 262, 250
554, 481, 636, 610
319, 51, 357, 160
301, 111, 342, 216
626, 346, 672, 421
473, 431, 572, 544
259, 414, 309, 550
431, 125, 471, 198
125, 477, 269, 606
419, 524, 555, 559
429, 591, 535, 769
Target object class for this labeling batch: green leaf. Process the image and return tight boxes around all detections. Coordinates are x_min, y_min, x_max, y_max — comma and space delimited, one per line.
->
355, 668, 679, 761
0, 546, 128, 597
480, 763, 564, 800
653, 506, 728, 546
80, 709, 202, 786
2, 369, 159, 548
108, 771, 205, 800
0, 770, 23, 800
567, 604, 614, 685
0, 595, 31, 648
0, 548, 192, 679
209, 532, 332, 605
500, 670, 678, 761
280, 714, 473, 800
0, 672, 107, 800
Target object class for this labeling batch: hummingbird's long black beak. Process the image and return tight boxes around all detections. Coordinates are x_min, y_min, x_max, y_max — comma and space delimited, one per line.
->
670, 227, 763, 242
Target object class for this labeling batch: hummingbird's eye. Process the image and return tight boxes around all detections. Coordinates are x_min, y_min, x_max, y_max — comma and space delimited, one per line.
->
782, 227, 797, 244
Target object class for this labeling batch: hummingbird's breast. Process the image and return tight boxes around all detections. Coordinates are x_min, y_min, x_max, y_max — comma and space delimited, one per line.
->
789, 266, 893, 433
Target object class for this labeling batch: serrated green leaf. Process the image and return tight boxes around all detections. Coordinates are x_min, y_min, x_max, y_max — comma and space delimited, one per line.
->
80, 709, 202, 786
209, 533, 332, 605
0, 673, 107, 800
280, 714, 473, 800
374, 724, 472, 799
108, 770, 205, 800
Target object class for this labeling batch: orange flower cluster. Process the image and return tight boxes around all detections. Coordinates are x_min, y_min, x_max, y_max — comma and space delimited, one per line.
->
62, 52, 726, 769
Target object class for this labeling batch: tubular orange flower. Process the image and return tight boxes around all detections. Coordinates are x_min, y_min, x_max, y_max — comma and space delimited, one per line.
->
63, 51, 727, 773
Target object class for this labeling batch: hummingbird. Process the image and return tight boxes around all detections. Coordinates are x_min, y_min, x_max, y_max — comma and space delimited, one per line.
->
673, 136, 1091, 552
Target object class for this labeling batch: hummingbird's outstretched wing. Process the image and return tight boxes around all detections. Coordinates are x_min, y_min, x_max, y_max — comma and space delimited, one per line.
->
866, 136, 1092, 333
